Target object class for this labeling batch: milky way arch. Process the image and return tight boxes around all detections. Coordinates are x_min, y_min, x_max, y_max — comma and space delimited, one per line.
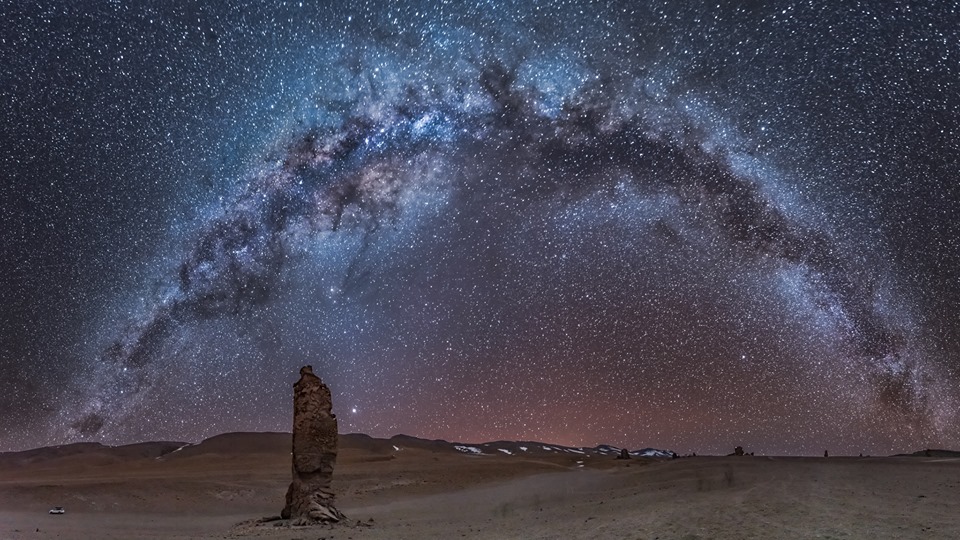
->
63, 57, 948, 444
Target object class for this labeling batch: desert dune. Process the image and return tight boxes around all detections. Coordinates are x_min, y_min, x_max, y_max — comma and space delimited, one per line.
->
2, 433, 959, 539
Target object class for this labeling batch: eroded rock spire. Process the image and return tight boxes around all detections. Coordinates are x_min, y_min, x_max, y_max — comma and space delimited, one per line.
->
281, 365, 344, 523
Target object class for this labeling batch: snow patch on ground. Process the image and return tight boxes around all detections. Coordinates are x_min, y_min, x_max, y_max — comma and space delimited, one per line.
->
157, 443, 192, 460
454, 445, 482, 455
632, 448, 675, 458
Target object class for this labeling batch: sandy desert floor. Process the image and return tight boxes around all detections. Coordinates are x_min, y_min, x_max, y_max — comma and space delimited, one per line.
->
2, 433, 959, 539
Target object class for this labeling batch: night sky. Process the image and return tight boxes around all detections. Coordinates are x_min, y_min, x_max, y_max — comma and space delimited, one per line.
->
2, 1, 960, 456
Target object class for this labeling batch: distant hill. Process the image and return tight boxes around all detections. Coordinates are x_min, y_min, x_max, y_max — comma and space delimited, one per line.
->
0, 440, 186, 468
893, 449, 960, 458
0, 433, 677, 464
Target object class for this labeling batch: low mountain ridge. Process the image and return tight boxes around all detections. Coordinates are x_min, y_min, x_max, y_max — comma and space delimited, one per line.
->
0, 432, 678, 464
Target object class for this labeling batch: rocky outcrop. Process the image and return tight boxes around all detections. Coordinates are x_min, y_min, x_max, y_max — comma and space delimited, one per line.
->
616, 448, 631, 460
280, 366, 344, 523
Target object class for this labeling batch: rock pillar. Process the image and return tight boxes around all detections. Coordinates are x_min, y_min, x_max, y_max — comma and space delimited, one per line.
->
280, 365, 344, 522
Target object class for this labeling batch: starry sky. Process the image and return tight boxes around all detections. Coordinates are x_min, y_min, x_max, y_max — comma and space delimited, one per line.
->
2, 1, 959, 456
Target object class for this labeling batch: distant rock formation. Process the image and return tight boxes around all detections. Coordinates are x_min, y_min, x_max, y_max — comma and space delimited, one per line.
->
280, 366, 344, 523
616, 448, 631, 460
733, 446, 744, 456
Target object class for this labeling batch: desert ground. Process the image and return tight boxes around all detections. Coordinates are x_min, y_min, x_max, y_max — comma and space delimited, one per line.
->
2, 433, 959, 539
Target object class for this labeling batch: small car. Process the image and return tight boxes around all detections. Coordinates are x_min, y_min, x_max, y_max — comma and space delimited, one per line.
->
48, 507, 65, 514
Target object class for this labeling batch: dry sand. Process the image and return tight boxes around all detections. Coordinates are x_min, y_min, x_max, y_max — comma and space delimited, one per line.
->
2, 433, 959, 539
